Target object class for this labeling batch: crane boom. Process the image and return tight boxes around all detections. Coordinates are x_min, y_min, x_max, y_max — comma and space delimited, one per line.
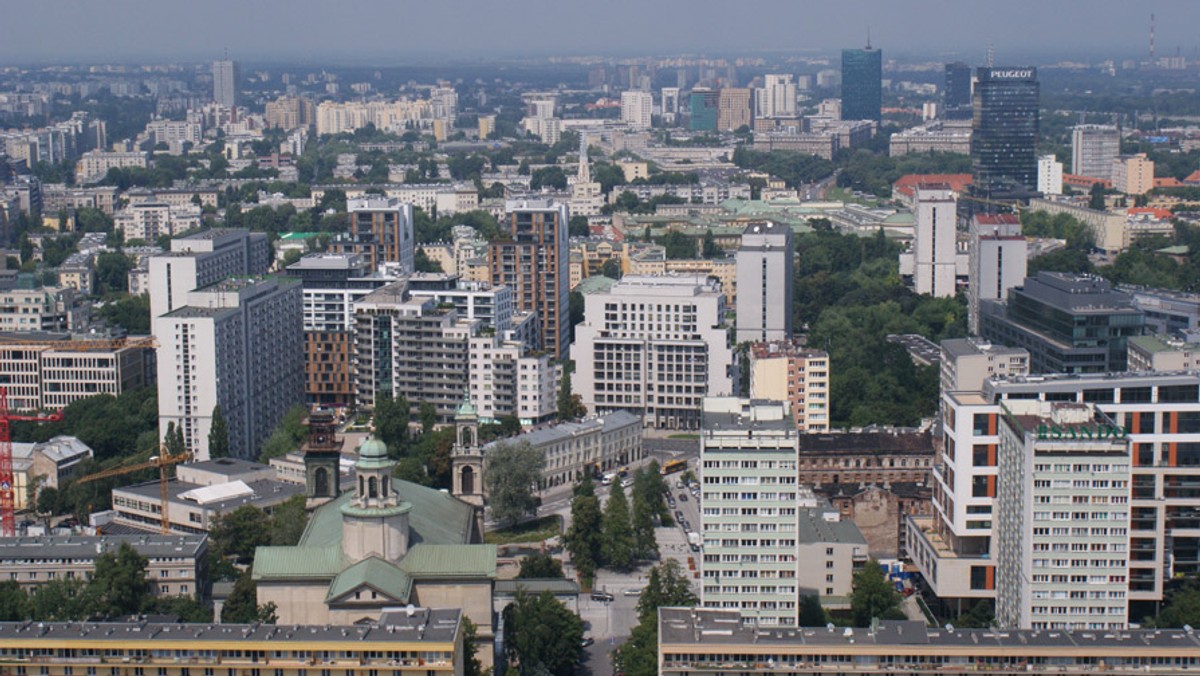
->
76, 447, 191, 534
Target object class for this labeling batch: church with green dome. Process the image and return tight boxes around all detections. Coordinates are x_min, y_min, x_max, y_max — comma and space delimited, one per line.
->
253, 424, 497, 668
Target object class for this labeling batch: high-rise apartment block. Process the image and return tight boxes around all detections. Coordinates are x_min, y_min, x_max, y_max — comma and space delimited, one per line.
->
908, 366, 1200, 622
1037, 154, 1063, 195
286, 253, 395, 408
841, 47, 882, 123
943, 62, 973, 118
621, 90, 653, 130
967, 213, 1026, 335
979, 272, 1144, 374
489, 199, 569, 360
334, 197, 415, 274
469, 334, 559, 425
699, 398, 799, 625
264, 95, 315, 130
717, 88, 752, 131
971, 67, 1039, 200
571, 275, 734, 430
908, 186, 958, 298
212, 59, 240, 108
735, 222, 793, 343
1113, 154, 1155, 195
1071, 124, 1120, 180
994, 399, 1131, 630
156, 277, 303, 460
689, 90, 719, 131
755, 74, 797, 119
148, 228, 271, 321
748, 340, 830, 432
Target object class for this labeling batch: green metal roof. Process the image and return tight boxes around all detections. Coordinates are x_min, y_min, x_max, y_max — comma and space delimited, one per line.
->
399, 544, 497, 579
494, 578, 580, 595
574, 275, 618, 295
1157, 245, 1190, 255
1128, 335, 1177, 355
279, 231, 323, 240
326, 557, 413, 603
253, 545, 347, 581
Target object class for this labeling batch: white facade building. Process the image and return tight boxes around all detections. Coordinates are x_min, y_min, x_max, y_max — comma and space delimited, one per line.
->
468, 334, 559, 426
148, 228, 271, 321
155, 277, 303, 461
994, 400, 1131, 630
114, 201, 202, 242
1071, 124, 1120, 180
967, 213, 1027, 335
907, 186, 958, 298
1037, 154, 1063, 196
755, 74, 798, 119
212, 59, 240, 108
483, 410, 643, 490
735, 222, 793, 344
571, 275, 735, 430
620, 90, 653, 130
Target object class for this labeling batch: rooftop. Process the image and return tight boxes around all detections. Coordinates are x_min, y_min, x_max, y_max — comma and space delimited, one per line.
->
797, 506, 867, 546
658, 608, 1200, 650
0, 609, 461, 645
0, 534, 206, 561
797, 430, 932, 455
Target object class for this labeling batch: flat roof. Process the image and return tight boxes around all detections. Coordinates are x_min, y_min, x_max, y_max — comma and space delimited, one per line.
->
797, 508, 866, 546
0, 534, 206, 561
0, 609, 461, 645
659, 608, 1200, 651
797, 430, 932, 455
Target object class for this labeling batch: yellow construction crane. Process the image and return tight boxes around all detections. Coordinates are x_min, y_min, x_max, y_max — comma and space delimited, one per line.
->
77, 446, 191, 534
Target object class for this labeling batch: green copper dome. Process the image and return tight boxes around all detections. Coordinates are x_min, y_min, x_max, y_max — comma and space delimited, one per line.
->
358, 435, 389, 463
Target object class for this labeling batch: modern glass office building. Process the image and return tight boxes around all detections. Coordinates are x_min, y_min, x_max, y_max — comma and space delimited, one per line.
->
840, 47, 882, 122
689, 90, 719, 131
971, 67, 1040, 199
943, 61, 972, 118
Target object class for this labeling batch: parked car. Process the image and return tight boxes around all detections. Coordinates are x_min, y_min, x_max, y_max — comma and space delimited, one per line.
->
623, 587, 644, 596
581, 637, 595, 647
590, 590, 614, 602
678, 492, 688, 502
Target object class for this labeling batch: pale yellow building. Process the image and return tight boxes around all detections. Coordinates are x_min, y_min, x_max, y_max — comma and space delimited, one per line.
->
717, 88, 752, 131
626, 247, 737, 304
1113, 153, 1154, 195
748, 340, 830, 432
617, 160, 650, 182
419, 243, 455, 274
478, 114, 496, 139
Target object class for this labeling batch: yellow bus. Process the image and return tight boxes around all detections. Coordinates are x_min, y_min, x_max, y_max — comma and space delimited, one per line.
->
661, 458, 687, 475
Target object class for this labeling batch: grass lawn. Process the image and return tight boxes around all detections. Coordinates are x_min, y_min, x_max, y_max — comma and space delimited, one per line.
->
484, 515, 562, 545
668, 433, 700, 439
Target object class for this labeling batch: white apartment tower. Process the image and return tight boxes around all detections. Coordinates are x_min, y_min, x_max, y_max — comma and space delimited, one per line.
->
571, 275, 734, 430
908, 186, 958, 298
212, 59, 240, 108
1037, 154, 1063, 195
699, 398, 812, 626
735, 222, 794, 344
621, 90, 654, 130
156, 277, 304, 460
967, 213, 1027, 335
994, 400, 1131, 630
1071, 124, 1120, 181
148, 228, 271, 321
755, 74, 798, 119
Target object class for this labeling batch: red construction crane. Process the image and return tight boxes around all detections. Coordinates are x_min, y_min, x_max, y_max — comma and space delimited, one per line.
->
0, 387, 65, 537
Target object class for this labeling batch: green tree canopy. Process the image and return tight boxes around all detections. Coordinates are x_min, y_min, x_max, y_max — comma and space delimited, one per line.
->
566, 476, 602, 580
485, 441, 545, 528
208, 405, 230, 459
517, 552, 565, 579
850, 559, 905, 627
503, 589, 583, 676
601, 482, 636, 570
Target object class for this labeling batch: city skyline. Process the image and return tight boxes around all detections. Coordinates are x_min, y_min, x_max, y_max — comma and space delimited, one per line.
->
2, 1, 1199, 63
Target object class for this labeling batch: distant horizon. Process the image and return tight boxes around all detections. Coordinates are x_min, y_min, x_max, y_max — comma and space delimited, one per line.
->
2, 0, 1197, 66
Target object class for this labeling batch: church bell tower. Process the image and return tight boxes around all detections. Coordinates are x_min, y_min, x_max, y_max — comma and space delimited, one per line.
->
303, 409, 341, 507
451, 394, 485, 537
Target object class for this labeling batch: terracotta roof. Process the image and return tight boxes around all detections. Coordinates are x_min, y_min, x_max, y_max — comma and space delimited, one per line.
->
893, 173, 972, 197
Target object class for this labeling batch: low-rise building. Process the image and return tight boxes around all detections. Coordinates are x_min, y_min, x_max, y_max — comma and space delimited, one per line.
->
484, 410, 643, 490
1127, 333, 1200, 371
0, 287, 79, 332
74, 150, 148, 183
657, 609, 1200, 676
0, 609, 465, 676
9, 436, 93, 512
111, 458, 305, 534
888, 119, 972, 156
0, 534, 207, 599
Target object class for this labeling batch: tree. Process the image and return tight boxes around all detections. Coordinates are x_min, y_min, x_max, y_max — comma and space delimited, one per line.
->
600, 257, 622, 279
566, 476, 602, 581
94, 252, 132, 294
221, 570, 276, 623
419, 400, 437, 435
165, 421, 187, 456
98, 293, 151, 334
798, 595, 829, 626
208, 405, 230, 458
268, 494, 309, 546
0, 580, 30, 620
601, 482, 635, 570
1088, 182, 1107, 210
1150, 582, 1200, 628
485, 441, 545, 528
556, 368, 586, 421
630, 470, 658, 561
635, 559, 697, 622
956, 600, 995, 628
850, 559, 905, 627
414, 248, 443, 273
568, 215, 590, 237
257, 404, 309, 462
702, 228, 722, 258
462, 616, 484, 676
504, 589, 583, 676
210, 505, 270, 564
530, 166, 568, 191
518, 552, 565, 579
89, 542, 151, 618
374, 393, 410, 451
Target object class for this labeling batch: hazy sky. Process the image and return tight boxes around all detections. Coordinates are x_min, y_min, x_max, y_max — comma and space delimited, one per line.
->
3, 0, 1199, 64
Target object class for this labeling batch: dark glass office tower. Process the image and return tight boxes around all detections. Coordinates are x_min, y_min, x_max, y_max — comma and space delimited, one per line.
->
841, 47, 882, 122
971, 67, 1039, 200
943, 62, 972, 119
